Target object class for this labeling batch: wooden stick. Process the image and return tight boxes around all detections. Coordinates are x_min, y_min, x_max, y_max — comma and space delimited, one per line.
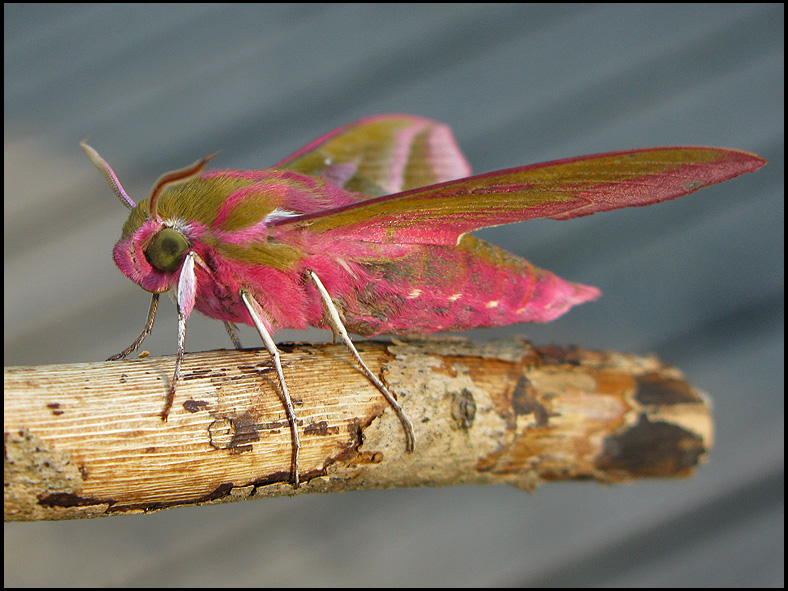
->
4, 337, 712, 521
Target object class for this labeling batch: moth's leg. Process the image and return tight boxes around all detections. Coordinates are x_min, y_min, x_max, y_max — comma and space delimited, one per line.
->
160, 292, 188, 421
309, 271, 415, 453
224, 321, 243, 350
162, 251, 197, 421
108, 293, 159, 360
240, 289, 301, 488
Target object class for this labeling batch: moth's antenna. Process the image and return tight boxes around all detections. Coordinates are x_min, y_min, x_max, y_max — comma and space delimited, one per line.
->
147, 152, 218, 219
80, 140, 137, 210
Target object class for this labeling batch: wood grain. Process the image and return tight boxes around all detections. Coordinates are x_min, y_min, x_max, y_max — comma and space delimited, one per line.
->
4, 337, 712, 521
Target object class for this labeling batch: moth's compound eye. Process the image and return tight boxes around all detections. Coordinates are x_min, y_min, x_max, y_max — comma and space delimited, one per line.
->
145, 228, 189, 272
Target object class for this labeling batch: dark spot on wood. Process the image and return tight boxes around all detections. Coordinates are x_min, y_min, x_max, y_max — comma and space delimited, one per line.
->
277, 343, 295, 353
46, 402, 64, 416
209, 412, 260, 452
237, 364, 273, 374
38, 492, 114, 508
229, 444, 254, 454
597, 414, 705, 477
349, 419, 364, 447
200, 482, 234, 501
511, 376, 534, 415
304, 420, 340, 436
103, 481, 252, 514
183, 399, 209, 413
537, 344, 582, 366
228, 415, 261, 448
183, 368, 228, 381
257, 420, 287, 430
451, 389, 477, 429
304, 421, 326, 435
635, 373, 701, 405
511, 375, 551, 426
251, 471, 298, 488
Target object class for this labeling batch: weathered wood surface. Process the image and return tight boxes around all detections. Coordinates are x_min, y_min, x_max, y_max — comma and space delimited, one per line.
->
4, 338, 712, 521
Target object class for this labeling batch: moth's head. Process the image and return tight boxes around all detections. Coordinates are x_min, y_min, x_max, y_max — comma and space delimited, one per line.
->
81, 141, 215, 293
112, 216, 193, 293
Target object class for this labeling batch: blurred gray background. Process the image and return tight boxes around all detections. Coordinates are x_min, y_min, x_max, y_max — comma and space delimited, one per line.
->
4, 4, 783, 586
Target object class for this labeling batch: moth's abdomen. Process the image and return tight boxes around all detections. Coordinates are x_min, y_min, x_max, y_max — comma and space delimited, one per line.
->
340, 235, 599, 336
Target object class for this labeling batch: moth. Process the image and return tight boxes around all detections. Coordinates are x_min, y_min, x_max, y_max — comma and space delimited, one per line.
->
83, 114, 765, 487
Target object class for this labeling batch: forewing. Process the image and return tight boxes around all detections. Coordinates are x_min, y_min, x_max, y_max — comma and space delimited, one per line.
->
276, 147, 766, 245
274, 114, 471, 198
